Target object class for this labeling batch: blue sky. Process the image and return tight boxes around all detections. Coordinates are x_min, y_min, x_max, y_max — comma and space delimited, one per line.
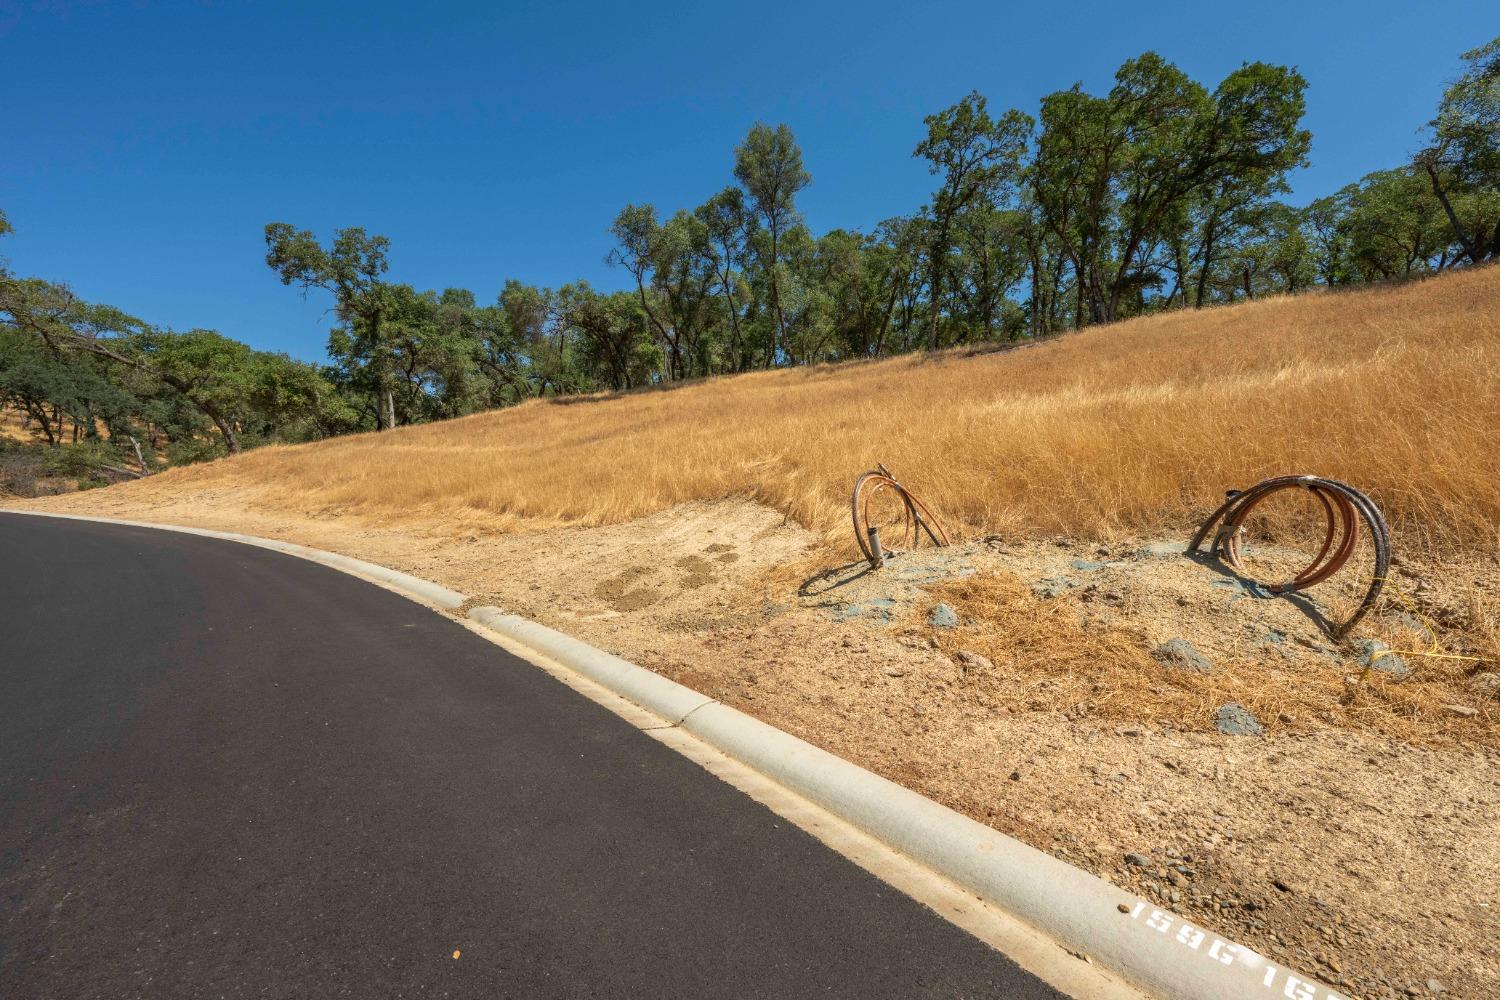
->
1, 1, 1490, 361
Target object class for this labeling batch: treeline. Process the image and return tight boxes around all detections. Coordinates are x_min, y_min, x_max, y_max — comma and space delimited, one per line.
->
2, 39, 1496, 474
0, 222, 353, 469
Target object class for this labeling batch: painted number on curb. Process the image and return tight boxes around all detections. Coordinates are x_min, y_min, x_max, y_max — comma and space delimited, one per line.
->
1124, 902, 1348, 1000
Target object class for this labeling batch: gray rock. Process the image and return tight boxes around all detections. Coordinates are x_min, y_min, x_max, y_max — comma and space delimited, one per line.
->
1031, 576, 1073, 598
1215, 702, 1265, 736
1124, 852, 1152, 867
1443, 704, 1478, 718
1070, 557, 1108, 572
832, 597, 898, 623
954, 649, 993, 672
1355, 639, 1411, 679
1137, 541, 1186, 559
1470, 671, 1500, 696
1155, 638, 1214, 674
1257, 628, 1293, 659
892, 562, 975, 584
1426, 979, 1446, 995
928, 603, 959, 629
1389, 611, 1428, 632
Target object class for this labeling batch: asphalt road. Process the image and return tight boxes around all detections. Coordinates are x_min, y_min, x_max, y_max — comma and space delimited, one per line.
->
0, 513, 1069, 999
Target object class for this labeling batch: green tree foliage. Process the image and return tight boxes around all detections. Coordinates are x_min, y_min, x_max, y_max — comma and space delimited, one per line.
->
1032, 54, 1311, 324
1419, 37, 1500, 263
915, 91, 1031, 346
264, 223, 399, 430
734, 123, 811, 363
4, 39, 1495, 480
2, 220, 351, 478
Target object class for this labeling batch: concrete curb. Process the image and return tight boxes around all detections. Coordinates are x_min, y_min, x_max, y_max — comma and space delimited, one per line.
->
5, 508, 1346, 1000
466, 606, 1344, 1000
467, 608, 713, 725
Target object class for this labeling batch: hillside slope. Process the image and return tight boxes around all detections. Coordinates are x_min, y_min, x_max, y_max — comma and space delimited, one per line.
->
38, 263, 1500, 554
16, 266, 1500, 999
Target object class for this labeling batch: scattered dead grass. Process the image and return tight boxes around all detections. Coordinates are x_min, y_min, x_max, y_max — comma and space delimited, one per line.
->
924, 570, 1499, 748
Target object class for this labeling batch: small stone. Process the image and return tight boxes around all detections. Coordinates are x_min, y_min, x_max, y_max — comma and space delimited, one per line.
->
1009, 770, 1022, 782
1355, 638, 1412, 679
883, 667, 908, 678
1272, 877, 1293, 893
1031, 577, 1071, 599
1443, 704, 1478, 718
1426, 979, 1446, 994
954, 649, 993, 672
1154, 638, 1213, 674
1137, 541, 1186, 559
928, 603, 960, 629
1116, 902, 1130, 913
1124, 852, 1152, 867
1470, 672, 1500, 696
1215, 702, 1265, 736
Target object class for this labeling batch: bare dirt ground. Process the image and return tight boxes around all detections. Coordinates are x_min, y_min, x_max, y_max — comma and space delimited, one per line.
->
13, 487, 1499, 1000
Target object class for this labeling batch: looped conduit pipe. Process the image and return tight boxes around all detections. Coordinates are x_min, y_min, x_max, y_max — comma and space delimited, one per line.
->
852, 464, 950, 567
1187, 475, 1391, 640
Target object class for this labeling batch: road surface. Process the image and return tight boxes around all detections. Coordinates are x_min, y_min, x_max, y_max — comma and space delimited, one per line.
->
0, 513, 1069, 999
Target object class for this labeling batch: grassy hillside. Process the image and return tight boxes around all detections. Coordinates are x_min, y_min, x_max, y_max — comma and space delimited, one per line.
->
82, 265, 1500, 555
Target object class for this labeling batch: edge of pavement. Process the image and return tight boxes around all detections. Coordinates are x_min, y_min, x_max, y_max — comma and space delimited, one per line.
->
4, 507, 1348, 1000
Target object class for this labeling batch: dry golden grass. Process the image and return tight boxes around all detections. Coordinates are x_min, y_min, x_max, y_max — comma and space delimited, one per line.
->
105, 265, 1500, 557
0, 406, 36, 443
923, 572, 1498, 746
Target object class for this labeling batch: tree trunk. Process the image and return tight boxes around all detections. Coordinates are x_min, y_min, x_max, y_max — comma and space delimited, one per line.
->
211, 413, 241, 454
631, 272, 678, 381
1028, 252, 1042, 338
926, 220, 954, 351
767, 222, 794, 365
381, 386, 396, 431
125, 436, 152, 475
29, 404, 57, 446
719, 267, 743, 370
1424, 161, 1482, 266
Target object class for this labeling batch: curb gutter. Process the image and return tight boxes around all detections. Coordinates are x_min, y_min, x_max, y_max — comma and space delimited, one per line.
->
4, 509, 1348, 1000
